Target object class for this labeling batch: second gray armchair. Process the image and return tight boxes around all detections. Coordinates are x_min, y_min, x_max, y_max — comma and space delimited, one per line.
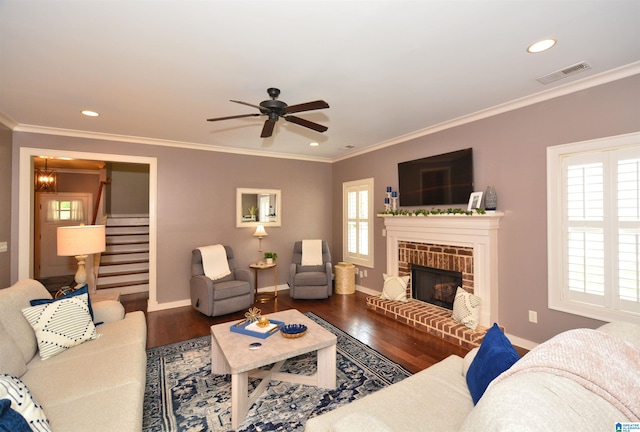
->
288, 240, 332, 299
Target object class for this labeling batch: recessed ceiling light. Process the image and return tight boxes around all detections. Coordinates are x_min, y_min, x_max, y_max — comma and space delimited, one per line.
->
309, 142, 319, 147
81, 110, 99, 117
527, 39, 557, 53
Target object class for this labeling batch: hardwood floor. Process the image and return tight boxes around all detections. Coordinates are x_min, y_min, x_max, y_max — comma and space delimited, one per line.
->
123, 290, 473, 374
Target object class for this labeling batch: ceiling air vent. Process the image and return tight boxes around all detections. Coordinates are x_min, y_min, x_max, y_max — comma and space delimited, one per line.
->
341, 145, 357, 150
536, 61, 592, 85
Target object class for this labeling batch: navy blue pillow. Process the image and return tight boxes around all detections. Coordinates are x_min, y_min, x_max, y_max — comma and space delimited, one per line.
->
466, 323, 520, 404
30, 284, 96, 322
0, 399, 31, 432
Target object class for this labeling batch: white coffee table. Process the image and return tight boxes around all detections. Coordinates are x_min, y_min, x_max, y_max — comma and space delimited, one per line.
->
210, 309, 337, 429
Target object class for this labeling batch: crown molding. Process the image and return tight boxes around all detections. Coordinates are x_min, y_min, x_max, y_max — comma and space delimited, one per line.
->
11, 124, 333, 164
0, 112, 18, 130
4, 62, 639, 164
331, 61, 640, 163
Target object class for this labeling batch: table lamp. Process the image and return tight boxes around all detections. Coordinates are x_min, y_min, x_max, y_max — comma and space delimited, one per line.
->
57, 224, 106, 291
253, 224, 268, 264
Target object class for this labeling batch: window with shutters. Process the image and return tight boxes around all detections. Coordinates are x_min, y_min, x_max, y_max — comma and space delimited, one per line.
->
547, 133, 640, 323
343, 178, 374, 267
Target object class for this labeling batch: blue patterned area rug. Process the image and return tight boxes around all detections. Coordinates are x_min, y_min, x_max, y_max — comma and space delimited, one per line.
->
143, 312, 411, 432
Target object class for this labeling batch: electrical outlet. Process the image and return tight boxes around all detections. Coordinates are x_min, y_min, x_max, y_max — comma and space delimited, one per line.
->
528, 310, 538, 323
359, 270, 364, 278
0, 242, 6, 253
364, 269, 368, 277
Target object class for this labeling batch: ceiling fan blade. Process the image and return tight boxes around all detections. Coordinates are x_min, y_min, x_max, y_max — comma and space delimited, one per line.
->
261, 119, 276, 138
284, 100, 330, 114
230, 100, 270, 112
284, 115, 328, 133
206, 113, 261, 122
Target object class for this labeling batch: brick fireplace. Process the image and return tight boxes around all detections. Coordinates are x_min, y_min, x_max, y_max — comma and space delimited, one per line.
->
367, 213, 503, 349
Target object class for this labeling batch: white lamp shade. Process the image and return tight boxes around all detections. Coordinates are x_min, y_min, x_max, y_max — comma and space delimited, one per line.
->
253, 224, 268, 237
57, 225, 106, 256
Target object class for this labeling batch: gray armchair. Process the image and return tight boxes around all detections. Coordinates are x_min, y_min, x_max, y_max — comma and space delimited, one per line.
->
288, 240, 332, 299
190, 246, 254, 317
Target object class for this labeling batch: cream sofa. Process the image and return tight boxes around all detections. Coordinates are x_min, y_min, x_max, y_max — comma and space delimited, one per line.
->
305, 321, 640, 432
0, 279, 147, 431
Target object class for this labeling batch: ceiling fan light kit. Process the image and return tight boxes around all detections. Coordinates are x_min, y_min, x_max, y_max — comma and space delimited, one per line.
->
207, 88, 329, 138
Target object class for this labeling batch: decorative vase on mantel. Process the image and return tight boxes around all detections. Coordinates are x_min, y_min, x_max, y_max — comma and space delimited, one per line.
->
484, 186, 497, 211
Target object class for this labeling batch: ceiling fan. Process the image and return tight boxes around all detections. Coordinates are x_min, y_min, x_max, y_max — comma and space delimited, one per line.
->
207, 88, 329, 138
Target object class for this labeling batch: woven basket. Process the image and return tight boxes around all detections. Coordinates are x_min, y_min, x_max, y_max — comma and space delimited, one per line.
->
335, 262, 356, 294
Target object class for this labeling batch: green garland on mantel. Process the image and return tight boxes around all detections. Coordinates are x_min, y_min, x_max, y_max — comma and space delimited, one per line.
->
378, 208, 487, 216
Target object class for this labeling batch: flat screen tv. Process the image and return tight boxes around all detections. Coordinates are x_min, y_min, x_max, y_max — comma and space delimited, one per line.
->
398, 148, 473, 206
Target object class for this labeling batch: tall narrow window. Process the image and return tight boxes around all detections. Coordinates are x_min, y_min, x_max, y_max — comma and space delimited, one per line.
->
343, 178, 374, 267
548, 133, 640, 323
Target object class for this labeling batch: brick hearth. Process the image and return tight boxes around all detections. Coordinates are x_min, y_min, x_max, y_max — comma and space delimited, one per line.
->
366, 296, 486, 349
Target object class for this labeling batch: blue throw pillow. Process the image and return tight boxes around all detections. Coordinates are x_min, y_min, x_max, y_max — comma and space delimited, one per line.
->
466, 323, 520, 404
30, 284, 96, 322
0, 399, 31, 432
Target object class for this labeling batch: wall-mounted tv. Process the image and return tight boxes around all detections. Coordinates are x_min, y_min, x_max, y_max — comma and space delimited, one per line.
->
398, 148, 473, 206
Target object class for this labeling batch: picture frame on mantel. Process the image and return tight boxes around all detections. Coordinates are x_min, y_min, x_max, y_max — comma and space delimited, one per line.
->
467, 192, 483, 211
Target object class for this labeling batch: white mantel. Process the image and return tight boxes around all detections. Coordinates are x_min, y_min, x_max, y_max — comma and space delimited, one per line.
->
380, 212, 504, 327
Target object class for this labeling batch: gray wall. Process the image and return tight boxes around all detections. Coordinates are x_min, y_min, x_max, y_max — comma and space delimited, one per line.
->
107, 162, 150, 215
0, 124, 11, 287
11, 134, 332, 304
332, 74, 640, 344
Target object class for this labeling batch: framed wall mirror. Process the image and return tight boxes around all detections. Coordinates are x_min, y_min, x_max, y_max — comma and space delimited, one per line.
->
236, 188, 281, 227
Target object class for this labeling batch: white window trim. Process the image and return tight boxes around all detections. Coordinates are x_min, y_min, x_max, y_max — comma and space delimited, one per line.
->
547, 131, 640, 324
343, 178, 374, 268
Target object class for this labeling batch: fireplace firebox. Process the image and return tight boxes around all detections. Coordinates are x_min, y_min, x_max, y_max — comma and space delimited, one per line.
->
411, 264, 462, 310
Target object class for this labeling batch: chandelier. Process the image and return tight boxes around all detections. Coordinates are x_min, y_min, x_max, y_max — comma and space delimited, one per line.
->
34, 159, 57, 193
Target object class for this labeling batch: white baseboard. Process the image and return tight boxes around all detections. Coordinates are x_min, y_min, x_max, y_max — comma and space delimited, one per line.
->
505, 333, 539, 351
148, 285, 289, 312
355, 285, 380, 296
147, 298, 191, 312
257, 284, 289, 294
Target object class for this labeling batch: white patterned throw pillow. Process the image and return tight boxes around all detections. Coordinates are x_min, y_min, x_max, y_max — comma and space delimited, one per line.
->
0, 374, 52, 431
380, 274, 410, 301
452, 286, 481, 330
21, 293, 99, 361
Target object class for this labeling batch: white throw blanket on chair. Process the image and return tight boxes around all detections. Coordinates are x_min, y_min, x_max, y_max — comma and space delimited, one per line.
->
302, 239, 323, 266
198, 245, 231, 280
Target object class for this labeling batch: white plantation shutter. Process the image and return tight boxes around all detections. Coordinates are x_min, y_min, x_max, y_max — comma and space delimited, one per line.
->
347, 189, 357, 255
617, 152, 640, 313
343, 178, 374, 267
564, 158, 606, 304
548, 134, 640, 323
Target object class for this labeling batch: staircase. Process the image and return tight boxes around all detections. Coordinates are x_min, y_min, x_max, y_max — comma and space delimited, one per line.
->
97, 216, 149, 294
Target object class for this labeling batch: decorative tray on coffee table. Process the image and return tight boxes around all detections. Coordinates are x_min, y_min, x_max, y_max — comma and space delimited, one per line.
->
280, 324, 307, 339
230, 319, 284, 339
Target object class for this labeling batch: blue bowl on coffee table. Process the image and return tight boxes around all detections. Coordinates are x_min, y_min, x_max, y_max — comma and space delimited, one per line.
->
281, 324, 307, 338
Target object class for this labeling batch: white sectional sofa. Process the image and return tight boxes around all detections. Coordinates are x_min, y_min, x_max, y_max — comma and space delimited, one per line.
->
305, 321, 640, 432
0, 279, 147, 431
